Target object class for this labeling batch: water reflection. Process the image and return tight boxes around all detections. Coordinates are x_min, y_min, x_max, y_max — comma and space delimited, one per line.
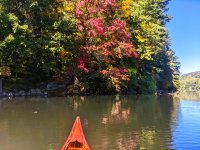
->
0, 95, 200, 149
0, 100, 2, 109
177, 91, 200, 100
101, 97, 131, 125
171, 99, 200, 150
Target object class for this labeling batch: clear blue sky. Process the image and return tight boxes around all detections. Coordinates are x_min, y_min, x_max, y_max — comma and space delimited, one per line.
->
167, 0, 200, 74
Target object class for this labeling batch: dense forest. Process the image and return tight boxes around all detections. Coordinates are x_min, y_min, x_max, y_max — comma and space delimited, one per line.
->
0, 0, 180, 95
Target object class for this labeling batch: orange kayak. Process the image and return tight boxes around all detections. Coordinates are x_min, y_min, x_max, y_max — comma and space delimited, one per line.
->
61, 116, 90, 150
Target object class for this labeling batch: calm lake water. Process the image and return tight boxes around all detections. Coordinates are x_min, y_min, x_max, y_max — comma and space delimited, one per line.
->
0, 95, 200, 150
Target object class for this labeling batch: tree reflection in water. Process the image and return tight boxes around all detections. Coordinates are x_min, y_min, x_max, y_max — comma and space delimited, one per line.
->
0, 95, 178, 150
0, 100, 2, 109
99, 96, 138, 149
101, 100, 131, 125
177, 91, 200, 100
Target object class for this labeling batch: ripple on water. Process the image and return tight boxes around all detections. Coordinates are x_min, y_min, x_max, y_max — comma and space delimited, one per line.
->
171, 100, 200, 150
1, 96, 200, 150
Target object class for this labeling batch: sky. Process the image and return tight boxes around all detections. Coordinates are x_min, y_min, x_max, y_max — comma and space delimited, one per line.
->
167, 0, 200, 74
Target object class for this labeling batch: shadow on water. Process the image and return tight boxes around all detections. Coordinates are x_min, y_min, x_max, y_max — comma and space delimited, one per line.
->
0, 95, 199, 150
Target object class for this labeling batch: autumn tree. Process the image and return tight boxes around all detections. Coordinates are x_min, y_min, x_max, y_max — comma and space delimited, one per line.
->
122, 0, 179, 93
0, 0, 179, 94
0, 0, 75, 89
68, 0, 138, 93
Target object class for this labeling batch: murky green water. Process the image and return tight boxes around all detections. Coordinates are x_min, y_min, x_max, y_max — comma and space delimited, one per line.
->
0, 95, 200, 150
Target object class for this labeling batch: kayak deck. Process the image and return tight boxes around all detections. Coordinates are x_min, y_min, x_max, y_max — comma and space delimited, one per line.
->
61, 116, 90, 150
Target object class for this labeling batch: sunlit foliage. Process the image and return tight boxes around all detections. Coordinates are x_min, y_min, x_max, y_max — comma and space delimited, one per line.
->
0, 0, 179, 94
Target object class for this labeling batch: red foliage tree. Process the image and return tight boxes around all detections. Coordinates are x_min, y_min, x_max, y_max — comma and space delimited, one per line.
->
74, 0, 138, 91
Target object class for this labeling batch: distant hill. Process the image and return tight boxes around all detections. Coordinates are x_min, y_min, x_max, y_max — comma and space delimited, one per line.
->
179, 71, 200, 93
182, 71, 200, 78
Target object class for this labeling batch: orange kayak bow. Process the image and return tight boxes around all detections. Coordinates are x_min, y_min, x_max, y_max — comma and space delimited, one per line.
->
61, 116, 90, 150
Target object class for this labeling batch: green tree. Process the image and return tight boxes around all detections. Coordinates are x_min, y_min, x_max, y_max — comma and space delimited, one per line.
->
0, 0, 75, 90
0, 0, 179, 94
125, 0, 179, 93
